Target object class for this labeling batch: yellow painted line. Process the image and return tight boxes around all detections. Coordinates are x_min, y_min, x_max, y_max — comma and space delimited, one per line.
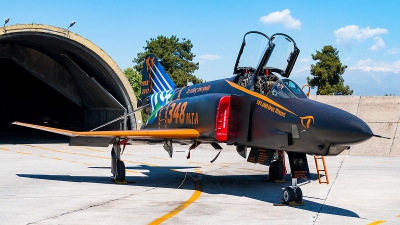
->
367, 220, 386, 225
126, 169, 141, 174
148, 170, 203, 225
6, 144, 102, 168
22, 144, 109, 160
124, 159, 158, 167
17, 151, 32, 155
82, 147, 105, 153
148, 157, 168, 160
85, 147, 105, 152
239, 167, 267, 173
397, 214, 400, 218
0, 147, 9, 151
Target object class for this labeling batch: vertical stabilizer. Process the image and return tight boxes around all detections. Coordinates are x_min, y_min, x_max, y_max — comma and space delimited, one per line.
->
141, 54, 176, 100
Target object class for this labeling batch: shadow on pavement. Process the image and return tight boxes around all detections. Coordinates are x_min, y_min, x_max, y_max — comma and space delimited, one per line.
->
17, 164, 359, 218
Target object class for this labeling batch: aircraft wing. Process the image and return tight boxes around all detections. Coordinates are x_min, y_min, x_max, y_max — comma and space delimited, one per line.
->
13, 121, 199, 147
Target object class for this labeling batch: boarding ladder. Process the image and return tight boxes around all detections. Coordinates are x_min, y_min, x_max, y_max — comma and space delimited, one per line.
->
314, 156, 329, 184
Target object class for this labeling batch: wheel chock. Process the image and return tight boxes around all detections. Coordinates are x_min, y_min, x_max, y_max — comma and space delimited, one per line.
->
262, 178, 286, 182
274, 200, 305, 206
110, 178, 128, 184
288, 201, 305, 206
115, 180, 128, 184
274, 179, 285, 183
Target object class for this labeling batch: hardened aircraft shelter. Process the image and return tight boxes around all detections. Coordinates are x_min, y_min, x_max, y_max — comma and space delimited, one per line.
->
0, 24, 140, 134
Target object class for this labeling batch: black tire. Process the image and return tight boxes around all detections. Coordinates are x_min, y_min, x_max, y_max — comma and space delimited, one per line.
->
295, 187, 303, 201
116, 160, 126, 181
282, 187, 295, 204
269, 160, 283, 180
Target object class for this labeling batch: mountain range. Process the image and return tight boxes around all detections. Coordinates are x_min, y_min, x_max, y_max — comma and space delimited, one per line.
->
290, 67, 400, 96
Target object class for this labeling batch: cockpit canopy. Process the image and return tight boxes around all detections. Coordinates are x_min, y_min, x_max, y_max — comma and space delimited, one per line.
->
233, 31, 306, 99
234, 31, 299, 78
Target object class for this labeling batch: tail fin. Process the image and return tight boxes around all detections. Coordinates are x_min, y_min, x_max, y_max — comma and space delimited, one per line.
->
141, 54, 176, 100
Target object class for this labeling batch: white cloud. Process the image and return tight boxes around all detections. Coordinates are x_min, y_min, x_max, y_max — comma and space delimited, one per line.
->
292, 65, 311, 74
345, 57, 351, 61
260, 9, 301, 30
198, 54, 222, 60
297, 57, 310, 62
334, 25, 388, 47
350, 59, 400, 73
368, 37, 386, 51
355, 59, 374, 67
387, 47, 400, 55
391, 60, 400, 70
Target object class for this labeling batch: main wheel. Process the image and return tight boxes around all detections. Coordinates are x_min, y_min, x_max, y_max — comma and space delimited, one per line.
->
282, 187, 295, 204
295, 187, 303, 201
116, 160, 126, 181
269, 160, 283, 180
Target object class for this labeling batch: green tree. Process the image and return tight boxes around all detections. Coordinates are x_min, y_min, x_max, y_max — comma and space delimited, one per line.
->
133, 35, 202, 87
123, 67, 141, 98
124, 67, 148, 122
307, 45, 353, 95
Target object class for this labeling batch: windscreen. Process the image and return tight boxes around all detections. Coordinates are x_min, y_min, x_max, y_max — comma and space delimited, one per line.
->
269, 79, 307, 99
237, 32, 269, 69
264, 35, 296, 73
270, 80, 296, 99
282, 79, 307, 98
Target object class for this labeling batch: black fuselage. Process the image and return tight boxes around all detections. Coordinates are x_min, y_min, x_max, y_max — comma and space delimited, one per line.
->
143, 77, 373, 156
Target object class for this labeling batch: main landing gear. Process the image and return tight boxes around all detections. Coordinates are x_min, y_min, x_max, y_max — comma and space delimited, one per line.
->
111, 138, 127, 184
267, 150, 285, 182
269, 158, 284, 181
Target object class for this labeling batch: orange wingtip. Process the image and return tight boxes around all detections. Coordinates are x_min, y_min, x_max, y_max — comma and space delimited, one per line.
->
13, 121, 200, 139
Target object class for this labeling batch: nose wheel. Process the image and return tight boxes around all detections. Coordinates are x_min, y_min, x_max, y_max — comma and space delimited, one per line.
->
281, 178, 304, 205
282, 187, 295, 203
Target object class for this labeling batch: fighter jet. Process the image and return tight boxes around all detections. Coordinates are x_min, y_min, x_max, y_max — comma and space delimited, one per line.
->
13, 31, 377, 205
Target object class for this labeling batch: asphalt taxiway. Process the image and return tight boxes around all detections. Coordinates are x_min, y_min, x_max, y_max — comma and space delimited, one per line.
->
0, 136, 399, 225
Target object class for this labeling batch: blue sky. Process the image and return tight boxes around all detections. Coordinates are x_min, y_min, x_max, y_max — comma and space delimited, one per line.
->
3, 1, 400, 92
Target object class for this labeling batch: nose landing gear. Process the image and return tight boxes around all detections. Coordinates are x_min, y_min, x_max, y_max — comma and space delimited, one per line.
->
281, 178, 303, 205
280, 152, 309, 206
